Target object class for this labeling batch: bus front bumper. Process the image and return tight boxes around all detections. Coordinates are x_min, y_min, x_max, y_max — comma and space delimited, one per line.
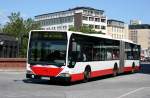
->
26, 71, 71, 82
50, 76, 71, 83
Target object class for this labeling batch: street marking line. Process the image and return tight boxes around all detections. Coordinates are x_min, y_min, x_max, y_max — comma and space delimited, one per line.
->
116, 87, 146, 98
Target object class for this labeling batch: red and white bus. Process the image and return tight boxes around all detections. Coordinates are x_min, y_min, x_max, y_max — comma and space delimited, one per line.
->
26, 30, 141, 82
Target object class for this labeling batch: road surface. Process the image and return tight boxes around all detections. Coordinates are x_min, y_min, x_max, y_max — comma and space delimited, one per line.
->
0, 63, 150, 98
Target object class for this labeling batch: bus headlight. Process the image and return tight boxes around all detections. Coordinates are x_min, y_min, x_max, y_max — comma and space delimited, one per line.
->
59, 73, 70, 77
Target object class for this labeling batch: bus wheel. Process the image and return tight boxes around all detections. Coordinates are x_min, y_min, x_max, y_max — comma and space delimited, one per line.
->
113, 65, 118, 77
131, 63, 135, 73
83, 68, 91, 82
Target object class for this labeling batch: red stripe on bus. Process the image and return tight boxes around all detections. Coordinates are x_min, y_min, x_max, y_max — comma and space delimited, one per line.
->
71, 66, 141, 82
31, 66, 63, 77
124, 66, 132, 72
91, 69, 113, 78
71, 73, 84, 82
124, 66, 141, 72
135, 66, 141, 71
71, 68, 113, 82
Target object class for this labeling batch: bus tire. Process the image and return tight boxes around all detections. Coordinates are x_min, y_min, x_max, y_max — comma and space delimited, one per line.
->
113, 64, 118, 77
131, 62, 135, 73
83, 66, 91, 83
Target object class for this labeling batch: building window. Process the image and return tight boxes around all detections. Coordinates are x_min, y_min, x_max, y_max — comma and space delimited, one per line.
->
89, 17, 94, 21
54, 27, 56, 30
68, 16, 73, 22
117, 28, 119, 32
115, 27, 117, 32
95, 18, 100, 22
63, 26, 67, 30
89, 25, 94, 29
112, 27, 116, 32
88, 10, 93, 15
83, 10, 88, 15
82, 16, 88, 20
101, 26, 106, 30
112, 27, 114, 32
95, 25, 100, 29
95, 11, 100, 16
101, 19, 106, 23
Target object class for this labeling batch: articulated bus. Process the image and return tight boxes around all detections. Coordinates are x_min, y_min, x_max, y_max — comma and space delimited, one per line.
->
26, 30, 141, 82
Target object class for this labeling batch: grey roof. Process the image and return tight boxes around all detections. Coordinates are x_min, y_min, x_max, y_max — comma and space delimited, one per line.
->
70, 7, 104, 12
35, 6, 104, 17
108, 19, 124, 23
129, 24, 150, 29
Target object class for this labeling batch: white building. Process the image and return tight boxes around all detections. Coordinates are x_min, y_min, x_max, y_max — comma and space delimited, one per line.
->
35, 7, 107, 34
107, 19, 128, 39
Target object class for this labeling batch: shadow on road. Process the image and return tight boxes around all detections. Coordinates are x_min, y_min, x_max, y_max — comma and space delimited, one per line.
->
22, 74, 117, 86
22, 78, 71, 86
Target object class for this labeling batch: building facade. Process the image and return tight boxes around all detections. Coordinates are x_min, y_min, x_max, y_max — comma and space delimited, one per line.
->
107, 19, 128, 39
0, 33, 18, 58
35, 7, 107, 34
129, 24, 150, 57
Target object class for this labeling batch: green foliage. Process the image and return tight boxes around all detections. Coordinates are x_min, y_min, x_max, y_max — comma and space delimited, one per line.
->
69, 25, 104, 34
0, 28, 1, 32
2, 12, 41, 57
3, 12, 24, 37
0, 25, 2, 32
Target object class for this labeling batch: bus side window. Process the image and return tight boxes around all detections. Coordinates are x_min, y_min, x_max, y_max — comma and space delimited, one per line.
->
107, 49, 112, 60
69, 41, 85, 62
112, 49, 119, 60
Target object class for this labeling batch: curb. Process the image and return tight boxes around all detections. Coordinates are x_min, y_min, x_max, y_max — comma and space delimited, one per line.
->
0, 69, 25, 72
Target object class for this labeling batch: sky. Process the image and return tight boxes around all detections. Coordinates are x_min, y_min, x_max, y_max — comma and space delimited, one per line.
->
0, 0, 150, 25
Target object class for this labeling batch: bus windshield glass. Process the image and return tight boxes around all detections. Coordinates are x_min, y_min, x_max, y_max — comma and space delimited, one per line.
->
28, 31, 67, 67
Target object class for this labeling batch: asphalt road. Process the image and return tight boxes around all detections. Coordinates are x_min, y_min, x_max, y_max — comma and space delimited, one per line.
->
0, 64, 150, 98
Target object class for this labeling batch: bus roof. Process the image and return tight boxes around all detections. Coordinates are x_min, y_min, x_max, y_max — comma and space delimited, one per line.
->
67, 31, 138, 45
30, 30, 139, 45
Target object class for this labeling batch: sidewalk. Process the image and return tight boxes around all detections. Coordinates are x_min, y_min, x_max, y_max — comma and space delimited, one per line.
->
0, 68, 25, 72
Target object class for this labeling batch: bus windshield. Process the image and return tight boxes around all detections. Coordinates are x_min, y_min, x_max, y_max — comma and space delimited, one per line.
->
28, 31, 67, 67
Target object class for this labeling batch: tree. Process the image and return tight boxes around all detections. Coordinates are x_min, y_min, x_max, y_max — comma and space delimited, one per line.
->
24, 18, 41, 34
3, 12, 25, 37
0, 24, 2, 32
69, 25, 104, 34
2, 12, 41, 57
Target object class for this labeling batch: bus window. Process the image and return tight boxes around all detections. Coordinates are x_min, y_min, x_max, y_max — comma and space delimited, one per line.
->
107, 49, 112, 60
132, 45, 140, 60
93, 44, 101, 61
100, 47, 107, 61
125, 43, 140, 60
112, 49, 119, 60
28, 31, 67, 66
